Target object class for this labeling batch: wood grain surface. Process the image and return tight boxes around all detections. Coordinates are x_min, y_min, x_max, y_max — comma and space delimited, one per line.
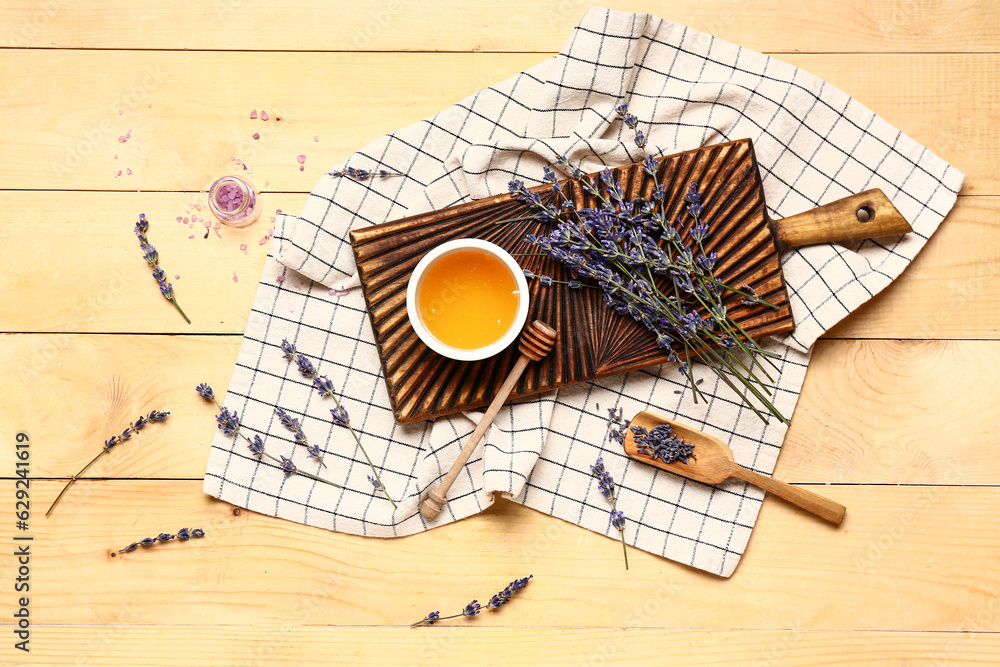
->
1, 2, 996, 665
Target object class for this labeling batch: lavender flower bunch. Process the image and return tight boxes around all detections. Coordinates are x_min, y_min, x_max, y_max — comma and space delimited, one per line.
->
509, 106, 785, 424
591, 457, 629, 570
196, 383, 342, 490
119, 527, 205, 554
46, 409, 170, 517
412, 575, 533, 627
280, 339, 397, 508
134, 214, 190, 324
632, 423, 695, 465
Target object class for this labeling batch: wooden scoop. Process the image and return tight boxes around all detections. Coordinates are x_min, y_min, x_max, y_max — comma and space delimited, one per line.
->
623, 411, 846, 525
420, 320, 557, 521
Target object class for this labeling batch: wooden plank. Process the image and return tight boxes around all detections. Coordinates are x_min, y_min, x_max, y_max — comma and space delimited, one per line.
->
0, 192, 303, 334
1, 0, 996, 54
0, 52, 991, 193
5, 481, 999, 630
4, 335, 998, 484
16, 626, 1000, 666
1, 192, 996, 339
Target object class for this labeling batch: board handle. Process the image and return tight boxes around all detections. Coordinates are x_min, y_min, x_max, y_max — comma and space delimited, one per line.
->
768, 189, 912, 251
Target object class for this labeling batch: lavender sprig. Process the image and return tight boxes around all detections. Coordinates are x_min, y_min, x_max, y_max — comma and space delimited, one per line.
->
327, 166, 404, 181
196, 384, 342, 490
411, 576, 532, 627
134, 214, 190, 324
274, 407, 325, 467
279, 341, 397, 508
591, 457, 629, 570
46, 409, 171, 517
119, 527, 205, 554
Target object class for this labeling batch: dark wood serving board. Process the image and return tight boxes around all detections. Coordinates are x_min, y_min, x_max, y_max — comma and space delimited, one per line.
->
350, 139, 910, 424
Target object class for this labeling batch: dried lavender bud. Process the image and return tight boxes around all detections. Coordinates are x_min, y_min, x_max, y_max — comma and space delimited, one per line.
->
157, 533, 174, 542
313, 375, 335, 397
122, 543, 139, 552
279, 455, 296, 478
280, 339, 297, 361
590, 457, 606, 477
539, 274, 553, 286
597, 472, 615, 500
463, 601, 481, 617
120, 428, 132, 440
274, 407, 301, 432
306, 444, 325, 466
196, 383, 214, 400
177, 528, 191, 540
295, 353, 316, 378
151, 267, 166, 283
248, 434, 265, 457
136, 213, 149, 232
330, 406, 350, 427
215, 407, 240, 435
522, 268, 536, 279
140, 537, 156, 546
610, 509, 626, 531
103, 436, 119, 451
368, 475, 383, 492
133, 415, 148, 430
294, 431, 308, 446
633, 423, 695, 465
191, 529, 205, 538
148, 410, 169, 422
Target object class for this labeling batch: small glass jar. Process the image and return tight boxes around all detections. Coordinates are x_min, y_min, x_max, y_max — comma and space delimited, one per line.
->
208, 175, 262, 227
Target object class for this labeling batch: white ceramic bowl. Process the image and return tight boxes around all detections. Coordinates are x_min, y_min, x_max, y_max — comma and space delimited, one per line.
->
406, 238, 529, 361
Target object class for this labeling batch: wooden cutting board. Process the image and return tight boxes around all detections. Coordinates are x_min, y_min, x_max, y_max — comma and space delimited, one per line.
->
350, 139, 911, 424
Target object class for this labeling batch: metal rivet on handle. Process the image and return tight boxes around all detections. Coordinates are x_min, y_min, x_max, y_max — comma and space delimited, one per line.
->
857, 205, 875, 223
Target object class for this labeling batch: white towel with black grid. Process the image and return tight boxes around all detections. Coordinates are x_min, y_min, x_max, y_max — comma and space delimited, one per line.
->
203, 6, 962, 576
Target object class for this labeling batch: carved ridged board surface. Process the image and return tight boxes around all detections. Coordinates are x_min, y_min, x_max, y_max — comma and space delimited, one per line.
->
351, 139, 793, 424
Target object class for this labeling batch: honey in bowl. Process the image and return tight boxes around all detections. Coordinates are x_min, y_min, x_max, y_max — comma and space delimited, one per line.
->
417, 250, 520, 350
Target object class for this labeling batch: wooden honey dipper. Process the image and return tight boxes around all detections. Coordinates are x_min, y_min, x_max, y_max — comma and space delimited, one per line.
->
420, 320, 557, 520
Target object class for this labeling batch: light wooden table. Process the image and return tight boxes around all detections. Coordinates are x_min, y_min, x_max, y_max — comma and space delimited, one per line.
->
2, 2, 998, 664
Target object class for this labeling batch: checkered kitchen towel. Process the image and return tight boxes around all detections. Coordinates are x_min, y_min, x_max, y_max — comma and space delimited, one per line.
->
203, 7, 963, 576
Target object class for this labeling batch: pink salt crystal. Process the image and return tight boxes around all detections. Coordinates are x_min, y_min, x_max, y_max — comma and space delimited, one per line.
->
113, 154, 118, 159
203, 220, 211, 228
275, 275, 285, 283
118, 136, 127, 143
269, 216, 276, 223
314, 135, 319, 142
126, 168, 132, 175
184, 217, 190, 224
176, 216, 182, 222
174, 274, 180, 280
288, 303, 295, 312
183, 188, 188, 192
297, 155, 306, 164
330, 288, 350, 297
118, 110, 123, 115
264, 180, 269, 187
299, 165, 305, 171
259, 236, 269, 245
232, 272, 238, 283
188, 234, 195, 239
250, 109, 257, 119
276, 209, 282, 214
115, 170, 122, 177
260, 111, 269, 121
148, 103, 152, 108
126, 129, 132, 138
240, 243, 248, 255
252, 133, 260, 140
268, 228, 274, 235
